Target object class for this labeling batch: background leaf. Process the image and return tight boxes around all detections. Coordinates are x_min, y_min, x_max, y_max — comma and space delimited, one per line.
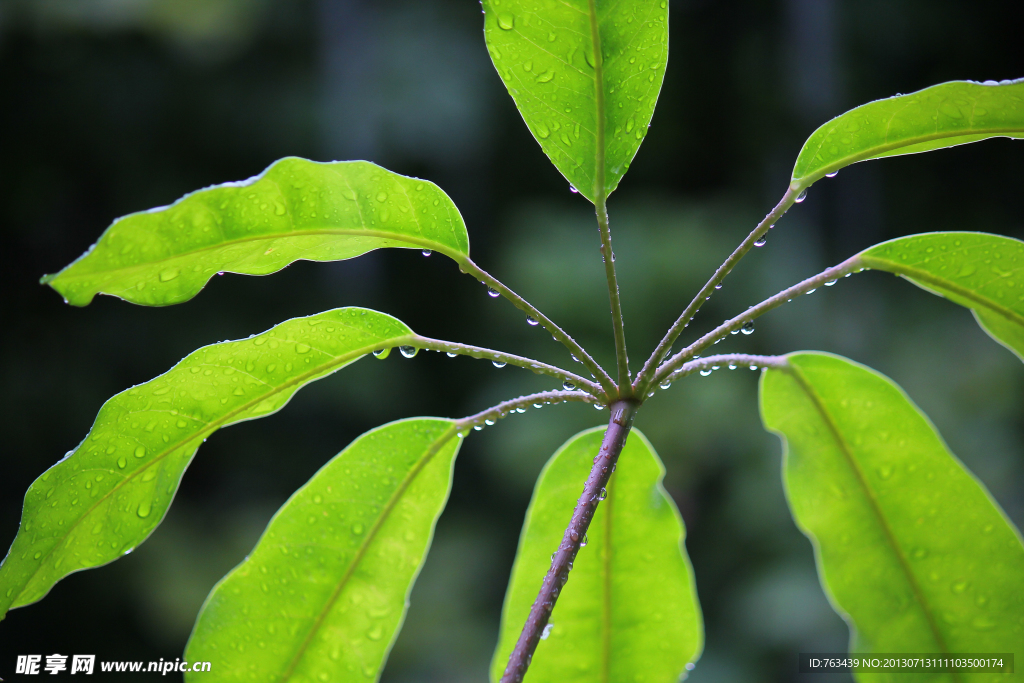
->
860, 232, 1024, 361
792, 79, 1024, 190
490, 426, 702, 683
0, 308, 415, 619
43, 158, 469, 306
760, 352, 1024, 676
482, 0, 668, 203
185, 418, 462, 683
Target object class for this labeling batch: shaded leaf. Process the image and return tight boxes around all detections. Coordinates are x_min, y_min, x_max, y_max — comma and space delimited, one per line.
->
482, 0, 668, 203
185, 418, 462, 683
761, 352, 1024, 675
792, 79, 1024, 190
491, 427, 702, 683
43, 158, 469, 306
860, 232, 1024, 361
0, 308, 416, 619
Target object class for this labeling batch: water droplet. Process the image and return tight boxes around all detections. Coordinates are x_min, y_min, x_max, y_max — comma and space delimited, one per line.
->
749, 365, 759, 371
754, 237, 767, 247
137, 500, 153, 518
596, 488, 607, 501
421, 249, 432, 257
492, 360, 507, 368
741, 321, 755, 335
497, 13, 514, 30
399, 346, 418, 359
473, 425, 484, 431
372, 348, 391, 359
912, 547, 928, 559
446, 352, 457, 358
295, 343, 311, 354
485, 419, 495, 426
951, 579, 968, 594
352, 523, 365, 535
593, 403, 605, 410
795, 189, 808, 203
686, 663, 696, 671
660, 380, 672, 389
375, 192, 388, 202
562, 380, 576, 391
569, 185, 578, 194
117, 457, 127, 469
714, 283, 722, 290
877, 465, 894, 480
134, 446, 146, 459
700, 369, 712, 376
159, 268, 180, 282
367, 624, 383, 640
526, 316, 539, 326
540, 623, 553, 640
824, 279, 837, 287
826, 171, 839, 178
487, 287, 500, 298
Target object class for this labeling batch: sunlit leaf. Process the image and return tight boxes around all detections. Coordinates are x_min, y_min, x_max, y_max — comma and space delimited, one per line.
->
185, 418, 462, 683
491, 427, 702, 683
761, 352, 1024, 672
860, 232, 1024, 361
792, 79, 1024, 191
43, 158, 469, 306
0, 308, 417, 620
482, 0, 668, 203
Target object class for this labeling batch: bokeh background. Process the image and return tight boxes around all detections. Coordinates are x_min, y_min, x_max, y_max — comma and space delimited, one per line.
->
1, 0, 1023, 681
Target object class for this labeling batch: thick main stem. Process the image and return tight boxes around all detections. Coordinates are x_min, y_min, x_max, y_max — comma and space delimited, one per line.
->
500, 399, 639, 683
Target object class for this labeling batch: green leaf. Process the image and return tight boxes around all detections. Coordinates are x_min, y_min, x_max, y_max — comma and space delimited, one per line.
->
792, 79, 1024, 190
184, 418, 462, 683
0, 308, 416, 620
860, 232, 1024, 361
42, 158, 470, 307
760, 352, 1024, 672
482, 0, 668, 203
491, 427, 702, 683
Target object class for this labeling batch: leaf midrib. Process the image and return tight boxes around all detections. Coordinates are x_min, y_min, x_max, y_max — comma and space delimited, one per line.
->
786, 363, 958, 676
277, 424, 460, 683
52, 228, 466, 287
9, 330, 415, 607
861, 255, 1024, 328
794, 125, 1024, 184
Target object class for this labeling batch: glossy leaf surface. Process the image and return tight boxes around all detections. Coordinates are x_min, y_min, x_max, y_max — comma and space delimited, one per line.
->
0, 308, 416, 619
792, 79, 1024, 190
482, 0, 668, 203
860, 232, 1024, 361
185, 419, 462, 683
43, 158, 469, 306
761, 353, 1024, 677
491, 427, 702, 683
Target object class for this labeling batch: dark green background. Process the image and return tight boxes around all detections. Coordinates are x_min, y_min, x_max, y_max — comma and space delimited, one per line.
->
1, 1, 1022, 681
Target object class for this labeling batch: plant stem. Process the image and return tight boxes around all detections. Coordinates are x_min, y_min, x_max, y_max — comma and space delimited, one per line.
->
649, 255, 864, 388
649, 353, 787, 391
500, 398, 639, 683
459, 258, 618, 397
636, 187, 800, 393
454, 390, 598, 433
413, 336, 602, 397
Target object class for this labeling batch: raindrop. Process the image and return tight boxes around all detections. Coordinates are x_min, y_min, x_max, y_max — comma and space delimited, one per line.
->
754, 237, 767, 247
594, 404, 605, 410
117, 457, 127, 469
421, 250, 432, 257
540, 624, 554, 640
728, 363, 737, 370
485, 419, 495, 426
492, 360, 507, 368
824, 279, 837, 286
399, 346, 418, 358
700, 369, 712, 377
596, 488, 607, 501
137, 500, 153, 518
749, 365, 758, 371
526, 316, 539, 326
473, 425, 484, 431
569, 185, 579, 194
515, 407, 527, 413
741, 321, 755, 335
533, 403, 543, 409
134, 446, 146, 459
562, 380, 576, 391
446, 352, 457, 358
795, 189, 808, 203
826, 171, 839, 178
372, 348, 391, 359
807, 288, 817, 294
487, 287, 500, 298
352, 523, 365, 535
497, 13, 514, 30
686, 663, 696, 671
580, 533, 588, 547
714, 283, 722, 290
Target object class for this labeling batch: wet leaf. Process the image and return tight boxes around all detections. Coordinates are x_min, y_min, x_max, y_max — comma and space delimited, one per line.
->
761, 352, 1024, 674
43, 158, 469, 306
792, 79, 1024, 191
482, 0, 668, 203
491, 427, 702, 683
185, 419, 462, 683
0, 308, 416, 619
860, 232, 1024, 361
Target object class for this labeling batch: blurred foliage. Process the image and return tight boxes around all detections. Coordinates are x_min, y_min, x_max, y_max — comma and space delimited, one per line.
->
1, 0, 1022, 681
